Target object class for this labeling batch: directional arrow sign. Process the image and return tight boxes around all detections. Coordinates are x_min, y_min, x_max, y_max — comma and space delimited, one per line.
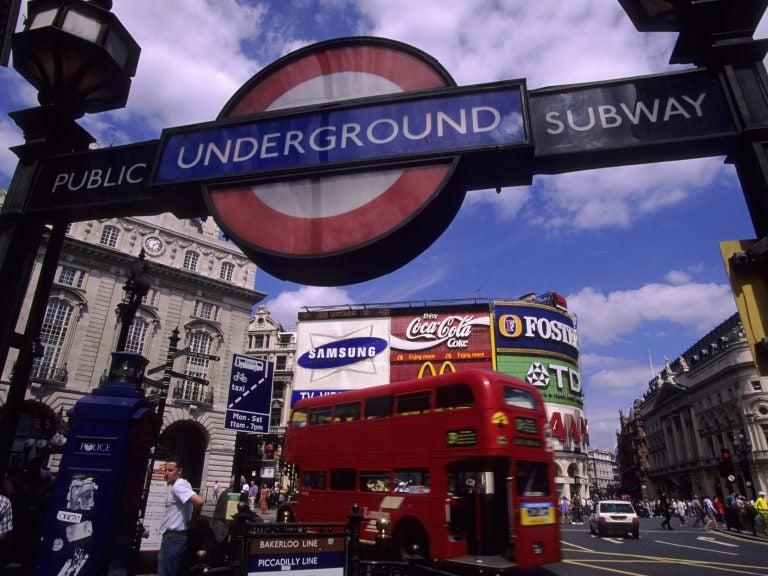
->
175, 349, 220, 362
170, 346, 190, 360
166, 370, 209, 386
146, 365, 166, 376
225, 354, 273, 433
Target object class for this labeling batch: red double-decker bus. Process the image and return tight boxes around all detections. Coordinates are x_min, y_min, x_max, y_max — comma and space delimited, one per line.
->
277, 369, 560, 570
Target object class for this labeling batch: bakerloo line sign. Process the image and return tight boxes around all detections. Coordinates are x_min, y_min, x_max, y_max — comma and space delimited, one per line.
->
32, 37, 737, 286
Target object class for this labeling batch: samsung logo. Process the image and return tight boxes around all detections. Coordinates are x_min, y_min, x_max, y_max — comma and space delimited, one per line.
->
298, 337, 387, 369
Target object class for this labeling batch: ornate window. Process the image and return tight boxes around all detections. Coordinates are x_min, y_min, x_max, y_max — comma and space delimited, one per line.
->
125, 318, 149, 354
99, 225, 119, 247
178, 331, 212, 402
183, 250, 199, 271
220, 261, 235, 282
194, 300, 219, 321
32, 299, 74, 382
58, 266, 85, 288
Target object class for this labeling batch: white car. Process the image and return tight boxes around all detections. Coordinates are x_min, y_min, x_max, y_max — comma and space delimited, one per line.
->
588, 500, 640, 538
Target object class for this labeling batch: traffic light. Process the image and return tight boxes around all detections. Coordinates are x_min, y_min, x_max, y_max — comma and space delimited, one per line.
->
719, 448, 734, 477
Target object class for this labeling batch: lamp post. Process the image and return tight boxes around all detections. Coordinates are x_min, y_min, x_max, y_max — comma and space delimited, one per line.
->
116, 250, 153, 352
733, 429, 756, 499
0, 0, 139, 483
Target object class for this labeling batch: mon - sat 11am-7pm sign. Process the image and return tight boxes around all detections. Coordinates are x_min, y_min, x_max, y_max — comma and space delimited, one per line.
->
225, 354, 274, 433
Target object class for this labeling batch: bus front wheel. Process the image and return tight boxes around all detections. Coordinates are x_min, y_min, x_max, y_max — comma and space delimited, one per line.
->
393, 519, 429, 561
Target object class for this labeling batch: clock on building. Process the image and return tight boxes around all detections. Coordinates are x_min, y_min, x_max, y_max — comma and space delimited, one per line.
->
144, 236, 164, 254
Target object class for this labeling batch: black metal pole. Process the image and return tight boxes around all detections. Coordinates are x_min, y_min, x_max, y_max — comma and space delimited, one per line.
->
0, 222, 69, 482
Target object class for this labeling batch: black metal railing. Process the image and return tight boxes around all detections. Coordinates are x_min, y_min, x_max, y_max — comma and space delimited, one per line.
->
29, 363, 68, 385
191, 504, 445, 576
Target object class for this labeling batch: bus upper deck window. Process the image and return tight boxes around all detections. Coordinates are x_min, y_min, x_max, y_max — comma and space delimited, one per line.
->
309, 407, 333, 425
334, 402, 361, 422
291, 409, 308, 427
436, 384, 474, 410
364, 395, 392, 419
397, 391, 431, 415
504, 387, 537, 410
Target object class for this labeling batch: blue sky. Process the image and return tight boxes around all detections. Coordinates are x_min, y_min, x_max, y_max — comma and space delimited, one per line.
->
0, 1, 764, 450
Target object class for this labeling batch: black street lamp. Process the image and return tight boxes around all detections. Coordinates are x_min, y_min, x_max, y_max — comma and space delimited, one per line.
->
733, 429, 756, 499
0, 0, 139, 483
115, 250, 153, 352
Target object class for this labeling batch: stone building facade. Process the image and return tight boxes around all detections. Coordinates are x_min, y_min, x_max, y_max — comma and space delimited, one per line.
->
618, 313, 768, 501
0, 212, 263, 498
238, 304, 296, 488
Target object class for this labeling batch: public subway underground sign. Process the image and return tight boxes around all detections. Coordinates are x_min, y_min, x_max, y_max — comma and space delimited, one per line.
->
152, 37, 530, 285
121, 38, 724, 286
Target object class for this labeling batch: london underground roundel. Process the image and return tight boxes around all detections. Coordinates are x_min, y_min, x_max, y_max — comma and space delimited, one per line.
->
205, 37, 466, 286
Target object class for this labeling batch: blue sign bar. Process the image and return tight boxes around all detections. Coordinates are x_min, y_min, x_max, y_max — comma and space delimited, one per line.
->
153, 82, 527, 185
225, 354, 274, 433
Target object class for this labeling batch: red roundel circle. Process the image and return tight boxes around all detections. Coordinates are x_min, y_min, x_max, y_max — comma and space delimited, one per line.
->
206, 37, 465, 285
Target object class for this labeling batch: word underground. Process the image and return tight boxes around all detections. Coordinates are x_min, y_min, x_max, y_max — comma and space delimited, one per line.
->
174, 107, 502, 169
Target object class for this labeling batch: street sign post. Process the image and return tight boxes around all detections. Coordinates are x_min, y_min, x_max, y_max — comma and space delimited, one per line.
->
166, 370, 209, 386
225, 354, 273, 433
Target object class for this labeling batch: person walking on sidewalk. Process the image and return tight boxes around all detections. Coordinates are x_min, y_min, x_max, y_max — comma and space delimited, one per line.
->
692, 495, 707, 527
158, 459, 204, 576
755, 491, 768, 536
659, 492, 673, 530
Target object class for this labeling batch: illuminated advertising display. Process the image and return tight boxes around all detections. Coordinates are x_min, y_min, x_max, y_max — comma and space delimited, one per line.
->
294, 317, 391, 393
495, 354, 582, 409
493, 302, 578, 362
390, 308, 492, 381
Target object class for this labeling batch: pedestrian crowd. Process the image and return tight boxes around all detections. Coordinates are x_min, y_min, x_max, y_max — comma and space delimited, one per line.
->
556, 490, 768, 538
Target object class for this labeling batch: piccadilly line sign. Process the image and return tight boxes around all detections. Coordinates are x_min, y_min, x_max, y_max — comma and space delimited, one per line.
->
151, 81, 528, 188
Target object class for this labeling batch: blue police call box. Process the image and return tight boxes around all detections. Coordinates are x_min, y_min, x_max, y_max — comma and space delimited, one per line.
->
33, 352, 157, 576
225, 354, 274, 432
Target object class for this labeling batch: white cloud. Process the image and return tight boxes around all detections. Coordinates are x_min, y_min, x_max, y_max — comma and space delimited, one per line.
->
266, 285, 353, 329
567, 280, 736, 346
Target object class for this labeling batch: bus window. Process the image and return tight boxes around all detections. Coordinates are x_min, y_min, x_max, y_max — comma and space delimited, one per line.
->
290, 408, 308, 427
330, 468, 356, 491
303, 470, 327, 490
516, 461, 550, 496
397, 391, 431, 415
504, 386, 538, 410
394, 469, 431, 493
309, 406, 333, 425
360, 471, 390, 492
334, 402, 361, 422
435, 384, 474, 410
364, 395, 392, 419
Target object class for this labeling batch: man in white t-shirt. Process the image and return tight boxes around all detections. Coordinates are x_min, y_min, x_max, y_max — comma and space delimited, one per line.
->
158, 459, 203, 576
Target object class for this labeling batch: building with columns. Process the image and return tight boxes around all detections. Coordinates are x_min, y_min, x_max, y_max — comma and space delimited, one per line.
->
619, 313, 767, 502
0, 210, 263, 498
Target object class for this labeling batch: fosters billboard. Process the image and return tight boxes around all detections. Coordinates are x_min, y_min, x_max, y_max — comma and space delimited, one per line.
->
492, 301, 587, 449
390, 308, 492, 381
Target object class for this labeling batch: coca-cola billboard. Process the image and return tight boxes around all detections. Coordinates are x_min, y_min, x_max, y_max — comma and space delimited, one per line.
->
390, 308, 492, 381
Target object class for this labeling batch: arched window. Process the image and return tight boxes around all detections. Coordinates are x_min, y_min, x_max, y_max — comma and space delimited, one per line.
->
183, 250, 199, 271
125, 318, 149, 354
32, 299, 74, 381
100, 225, 119, 247
220, 261, 235, 282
